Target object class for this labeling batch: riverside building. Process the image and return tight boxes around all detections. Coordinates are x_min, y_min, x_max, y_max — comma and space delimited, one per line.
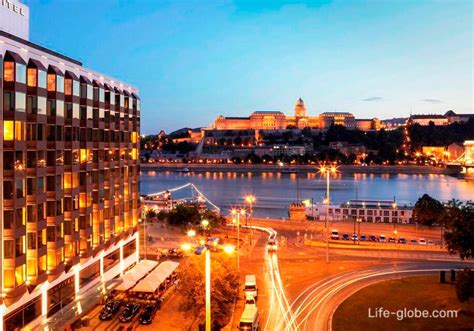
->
0, 1, 141, 329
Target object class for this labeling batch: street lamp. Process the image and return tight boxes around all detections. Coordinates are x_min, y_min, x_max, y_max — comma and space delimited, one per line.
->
187, 229, 196, 238
357, 218, 362, 245
319, 164, 338, 263
189, 243, 234, 331
231, 208, 246, 271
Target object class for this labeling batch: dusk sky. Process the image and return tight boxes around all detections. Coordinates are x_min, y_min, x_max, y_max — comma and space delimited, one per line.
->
26, 0, 472, 134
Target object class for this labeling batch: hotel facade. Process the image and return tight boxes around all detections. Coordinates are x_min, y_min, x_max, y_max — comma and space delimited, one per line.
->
0, 2, 141, 330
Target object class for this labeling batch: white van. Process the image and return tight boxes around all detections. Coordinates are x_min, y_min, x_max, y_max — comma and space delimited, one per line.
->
331, 229, 339, 240
239, 305, 260, 330
244, 275, 258, 299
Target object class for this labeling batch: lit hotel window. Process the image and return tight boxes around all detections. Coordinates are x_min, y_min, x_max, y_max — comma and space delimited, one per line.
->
47, 73, 56, 91
27, 67, 37, 87
65, 79, 73, 95
4, 61, 15, 81
4, 121, 14, 140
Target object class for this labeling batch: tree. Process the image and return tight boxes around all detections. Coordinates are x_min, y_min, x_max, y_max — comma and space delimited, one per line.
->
444, 202, 474, 259
179, 255, 239, 329
412, 194, 445, 226
455, 267, 474, 314
166, 205, 201, 227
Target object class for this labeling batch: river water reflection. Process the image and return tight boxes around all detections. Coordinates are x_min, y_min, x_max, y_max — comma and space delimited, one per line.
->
140, 170, 473, 218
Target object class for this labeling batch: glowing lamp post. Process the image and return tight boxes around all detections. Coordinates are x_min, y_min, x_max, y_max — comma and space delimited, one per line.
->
231, 208, 246, 271
319, 165, 338, 263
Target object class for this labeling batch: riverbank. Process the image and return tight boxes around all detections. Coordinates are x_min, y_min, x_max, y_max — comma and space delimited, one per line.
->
141, 163, 461, 175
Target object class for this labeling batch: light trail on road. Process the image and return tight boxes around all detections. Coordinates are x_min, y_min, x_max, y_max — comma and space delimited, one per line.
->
245, 225, 298, 331
284, 262, 471, 331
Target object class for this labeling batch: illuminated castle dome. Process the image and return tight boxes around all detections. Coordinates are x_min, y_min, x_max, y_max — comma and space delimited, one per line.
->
295, 97, 307, 118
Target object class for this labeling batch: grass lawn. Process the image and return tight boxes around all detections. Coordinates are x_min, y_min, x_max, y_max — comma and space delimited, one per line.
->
333, 275, 474, 331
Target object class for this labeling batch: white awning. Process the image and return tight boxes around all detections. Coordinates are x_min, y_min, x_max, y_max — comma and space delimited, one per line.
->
115, 259, 159, 291
131, 261, 179, 293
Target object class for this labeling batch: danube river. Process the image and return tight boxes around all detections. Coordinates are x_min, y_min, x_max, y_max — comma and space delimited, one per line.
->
140, 170, 473, 218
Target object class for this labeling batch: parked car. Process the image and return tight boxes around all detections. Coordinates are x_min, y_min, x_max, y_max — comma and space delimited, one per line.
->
379, 234, 386, 243
418, 238, 427, 245
427, 240, 435, 246
410, 239, 418, 245
119, 303, 141, 322
360, 234, 367, 241
342, 234, 350, 240
207, 237, 224, 251
369, 235, 377, 242
351, 233, 358, 241
331, 230, 340, 240
388, 237, 396, 243
398, 238, 407, 244
99, 301, 121, 320
194, 246, 206, 255
139, 304, 157, 325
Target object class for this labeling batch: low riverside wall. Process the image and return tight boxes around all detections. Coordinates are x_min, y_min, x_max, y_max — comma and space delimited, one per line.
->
141, 163, 461, 175
304, 238, 445, 252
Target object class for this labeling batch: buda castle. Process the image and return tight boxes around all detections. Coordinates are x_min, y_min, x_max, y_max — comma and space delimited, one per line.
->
210, 98, 381, 131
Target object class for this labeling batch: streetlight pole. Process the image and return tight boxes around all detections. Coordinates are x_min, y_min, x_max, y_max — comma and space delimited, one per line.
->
320, 165, 337, 263
245, 195, 255, 244
231, 208, 245, 272
205, 248, 211, 331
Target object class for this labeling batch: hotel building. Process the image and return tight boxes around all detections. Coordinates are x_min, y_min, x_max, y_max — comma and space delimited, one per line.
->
1, 1, 140, 330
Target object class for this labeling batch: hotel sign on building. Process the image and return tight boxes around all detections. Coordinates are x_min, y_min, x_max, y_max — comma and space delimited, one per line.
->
0, 0, 29, 40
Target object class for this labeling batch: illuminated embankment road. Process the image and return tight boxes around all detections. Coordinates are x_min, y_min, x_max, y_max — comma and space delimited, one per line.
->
284, 262, 472, 331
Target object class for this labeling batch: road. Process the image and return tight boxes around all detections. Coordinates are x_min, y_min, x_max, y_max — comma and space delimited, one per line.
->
285, 262, 472, 331
246, 220, 472, 331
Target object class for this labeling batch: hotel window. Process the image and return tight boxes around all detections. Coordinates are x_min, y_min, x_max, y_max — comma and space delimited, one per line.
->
38, 70, 47, 88
16, 92, 26, 112
73, 80, 80, 96
57, 100, 64, 117
120, 94, 124, 107
87, 85, 93, 100
65, 78, 73, 95
47, 73, 56, 91
4, 240, 14, 259
27, 178, 36, 195
27, 67, 37, 87
80, 83, 87, 98
27, 95, 38, 114
4, 151, 14, 170
73, 103, 80, 119
99, 88, 105, 102
4, 61, 15, 81
27, 205, 36, 223
37, 96, 47, 115
4, 121, 14, 140
47, 99, 56, 116
27, 232, 37, 250
38, 177, 45, 194
57, 76, 64, 93
16, 63, 26, 84
4, 210, 14, 228
15, 237, 24, 257
3, 91, 13, 112
93, 86, 99, 101
16, 179, 24, 198
66, 102, 73, 119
